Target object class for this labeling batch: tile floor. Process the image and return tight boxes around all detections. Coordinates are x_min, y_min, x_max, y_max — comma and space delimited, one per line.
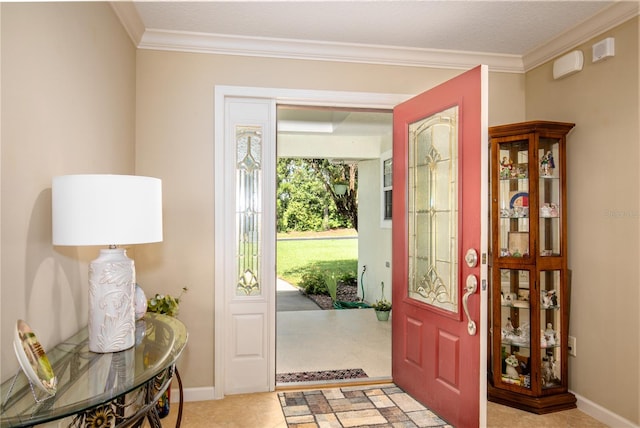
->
279, 384, 451, 427
159, 390, 608, 427
156, 308, 607, 427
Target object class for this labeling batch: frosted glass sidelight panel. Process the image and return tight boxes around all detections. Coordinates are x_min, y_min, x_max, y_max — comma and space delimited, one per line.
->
236, 125, 263, 296
407, 106, 458, 313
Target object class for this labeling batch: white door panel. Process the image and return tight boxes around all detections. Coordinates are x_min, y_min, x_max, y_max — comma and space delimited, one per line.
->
226, 304, 269, 393
218, 97, 276, 394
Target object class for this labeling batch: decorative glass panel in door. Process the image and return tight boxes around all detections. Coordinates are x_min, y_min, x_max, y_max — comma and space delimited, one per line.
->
236, 125, 263, 296
407, 106, 458, 313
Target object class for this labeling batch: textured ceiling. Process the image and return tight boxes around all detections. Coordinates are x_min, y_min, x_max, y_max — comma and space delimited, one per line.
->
124, 1, 630, 149
134, 1, 614, 56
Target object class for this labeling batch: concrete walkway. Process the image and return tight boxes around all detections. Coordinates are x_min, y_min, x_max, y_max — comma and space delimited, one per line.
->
276, 277, 392, 379
277, 307, 391, 378
276, 278, 321, 311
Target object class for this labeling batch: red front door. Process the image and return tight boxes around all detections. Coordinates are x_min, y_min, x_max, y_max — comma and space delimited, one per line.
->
392, 65, 487, 428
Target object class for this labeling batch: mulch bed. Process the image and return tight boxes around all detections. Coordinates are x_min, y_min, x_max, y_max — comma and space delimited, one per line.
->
305, 282, 362, 310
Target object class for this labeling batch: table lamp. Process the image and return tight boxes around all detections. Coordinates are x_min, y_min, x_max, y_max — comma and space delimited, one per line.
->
52, 174, 162, 353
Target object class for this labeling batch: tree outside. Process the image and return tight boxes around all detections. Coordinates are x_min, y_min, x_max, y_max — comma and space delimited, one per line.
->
277, 158, 358, 232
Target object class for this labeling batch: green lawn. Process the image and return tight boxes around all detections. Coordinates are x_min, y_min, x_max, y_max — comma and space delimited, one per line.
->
276, 238, 357, 286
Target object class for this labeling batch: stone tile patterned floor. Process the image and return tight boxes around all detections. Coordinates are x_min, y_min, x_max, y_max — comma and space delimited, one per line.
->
278, 383, 453, 427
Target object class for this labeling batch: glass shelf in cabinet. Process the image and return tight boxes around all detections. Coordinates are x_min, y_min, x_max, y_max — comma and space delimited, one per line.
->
499, 176, 529, 182
541, 343, 561, 350
540, 250, 560, 257
500, 209, 529, 219
501, 340, 530, 349
501, 301, 530, 309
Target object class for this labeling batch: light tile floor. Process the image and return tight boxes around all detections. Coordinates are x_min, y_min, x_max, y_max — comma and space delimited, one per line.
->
160, 391, 608, 427
156, 307, 607, 427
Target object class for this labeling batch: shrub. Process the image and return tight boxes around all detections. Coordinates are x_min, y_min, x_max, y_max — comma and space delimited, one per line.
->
337, 271, 357, 285
298, 270, 328, 295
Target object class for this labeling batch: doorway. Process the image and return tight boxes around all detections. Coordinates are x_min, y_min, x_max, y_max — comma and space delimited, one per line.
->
212, 81, 488, 426
213, 86, 410, 397
274, 105, 393, 384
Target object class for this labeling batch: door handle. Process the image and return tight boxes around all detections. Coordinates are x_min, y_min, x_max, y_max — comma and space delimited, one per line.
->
463, 274, 478, 336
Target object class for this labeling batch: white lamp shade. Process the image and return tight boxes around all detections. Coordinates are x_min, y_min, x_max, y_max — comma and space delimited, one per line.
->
52, 174, 163, 246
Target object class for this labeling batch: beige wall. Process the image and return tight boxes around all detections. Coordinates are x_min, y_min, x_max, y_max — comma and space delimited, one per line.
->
0, 3, 136, 377
7, 2, 636, 425
526, 17, 639, 424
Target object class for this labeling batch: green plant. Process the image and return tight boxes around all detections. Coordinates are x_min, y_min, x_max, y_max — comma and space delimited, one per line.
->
337, 271, 357, 285
371, 281, 392, 311
147, 287, 188, 317
371, 299, 392, 311
298, 270, 328, 295
325, 273, 338, 302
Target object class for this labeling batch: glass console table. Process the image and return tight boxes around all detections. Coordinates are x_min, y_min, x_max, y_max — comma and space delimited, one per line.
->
1, 313, 188, 427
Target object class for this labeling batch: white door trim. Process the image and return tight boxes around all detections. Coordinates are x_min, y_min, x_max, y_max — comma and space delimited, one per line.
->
214, 85, 415, 398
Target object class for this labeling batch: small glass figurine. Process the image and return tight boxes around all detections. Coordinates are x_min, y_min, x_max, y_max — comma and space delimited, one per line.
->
504, 354, 520, 380
541, 355, 559, 387
544, 323, 556, 346
504, 317, 514, 332
540, 151, 555, 176
541, 289, 558, 308
500, 157, 513, 178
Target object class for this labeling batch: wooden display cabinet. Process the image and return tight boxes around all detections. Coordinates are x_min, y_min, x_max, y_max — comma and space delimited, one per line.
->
487, 121, 576, 413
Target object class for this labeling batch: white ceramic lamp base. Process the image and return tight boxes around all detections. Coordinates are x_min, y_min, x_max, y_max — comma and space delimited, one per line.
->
88, 248, 136, 353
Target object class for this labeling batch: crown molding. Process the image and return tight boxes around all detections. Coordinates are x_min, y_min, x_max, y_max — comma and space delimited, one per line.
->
114, 1, 638, 74
138, 29, 524, 73
523, 1, 640, 71
110, 1, 145, 46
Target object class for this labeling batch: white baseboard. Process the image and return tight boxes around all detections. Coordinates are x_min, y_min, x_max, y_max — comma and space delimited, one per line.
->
573, 390, 639, 428
170, 386, 217, 403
